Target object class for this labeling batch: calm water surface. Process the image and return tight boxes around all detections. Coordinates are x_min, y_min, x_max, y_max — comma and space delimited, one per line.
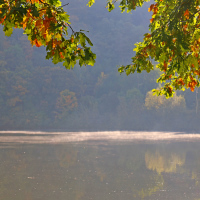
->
1, 131, 200, 200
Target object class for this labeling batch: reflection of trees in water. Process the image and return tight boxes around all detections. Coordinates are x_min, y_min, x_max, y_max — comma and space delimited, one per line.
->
0, 146, 35, 199
0, 143, 163, 200
0, 145, 83, 200
145, 150, 185, 174
144, 143, 200, 199
1, 142, 200, 199
136, 174, 163, 199
183, 147, 200, 186
56, 145, 78, 168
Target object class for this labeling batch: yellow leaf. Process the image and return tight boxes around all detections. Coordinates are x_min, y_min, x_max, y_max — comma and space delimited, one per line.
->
55, 33, 62, 41
22, 16, 27, 30
46, 32, 52, 42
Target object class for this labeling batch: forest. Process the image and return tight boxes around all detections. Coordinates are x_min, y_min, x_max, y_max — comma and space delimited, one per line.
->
0, 0, 200, 132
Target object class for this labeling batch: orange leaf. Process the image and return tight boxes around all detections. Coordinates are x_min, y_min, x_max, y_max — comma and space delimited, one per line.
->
23, 23, 26, 30
148, 4, 154, 12
60, 52, 65, 59
36, 19, 43, 27
178, 78, 185, 86
163, 61, 167, 72
194, 70, 200, 75
184, 9, 189, 19
172, 38, 177, 43
145, 33, 151, 39
153, 6, 158, 15
150, 18, 154, 23
183, 24, 188, 30
33, 39, 42, 47
190, 87, 195, 92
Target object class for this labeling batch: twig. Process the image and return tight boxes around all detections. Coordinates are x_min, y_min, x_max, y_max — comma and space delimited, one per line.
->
38, 0, 49, 6
60, 3, 69, 8
66, 23, 75, 34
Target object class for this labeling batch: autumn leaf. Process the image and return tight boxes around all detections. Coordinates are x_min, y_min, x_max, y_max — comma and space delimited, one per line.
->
184, 9, 189, 19
163, 61, 167, 72
148, 4, 154, 12
150, 18, 154, 23
172, 38, 177, 43
145, 33, 151, 39
59, 52, 65, 59
32, 39, 42, 47
153, 6, 158, 15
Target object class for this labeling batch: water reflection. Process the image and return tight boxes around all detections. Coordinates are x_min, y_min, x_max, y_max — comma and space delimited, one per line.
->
145, 150, 185, 174
1, 132, 200, 199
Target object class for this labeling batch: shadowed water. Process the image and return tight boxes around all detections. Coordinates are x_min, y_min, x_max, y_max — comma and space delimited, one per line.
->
1, 131, 200, 200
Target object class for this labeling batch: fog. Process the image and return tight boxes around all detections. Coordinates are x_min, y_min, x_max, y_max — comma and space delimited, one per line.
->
1, 131, 200, 143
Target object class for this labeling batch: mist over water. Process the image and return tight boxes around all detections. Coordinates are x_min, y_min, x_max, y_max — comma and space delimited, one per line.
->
1, 132, 200, 200
1, 131, 200, 143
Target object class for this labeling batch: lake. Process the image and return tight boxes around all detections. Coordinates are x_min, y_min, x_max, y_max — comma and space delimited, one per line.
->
1, 131, 200, 200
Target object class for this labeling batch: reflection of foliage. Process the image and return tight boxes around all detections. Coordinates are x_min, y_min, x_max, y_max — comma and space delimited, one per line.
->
2, 142, 200, 199
56, 145, 78, 168
145, 150, 185, 174
117, 144, 145, 172
136, 173, 164, 199
107, 144, 164, 199
131, 172, 164, 199
95, 167, 106, 182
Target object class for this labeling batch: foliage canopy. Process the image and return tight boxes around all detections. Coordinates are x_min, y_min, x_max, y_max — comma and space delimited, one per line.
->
117, 0, 200, 97
0, 0, 96, 68
1, 0, 200, 96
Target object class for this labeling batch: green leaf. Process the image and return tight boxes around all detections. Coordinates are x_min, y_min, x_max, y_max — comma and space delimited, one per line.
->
4, 28, 13, 37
